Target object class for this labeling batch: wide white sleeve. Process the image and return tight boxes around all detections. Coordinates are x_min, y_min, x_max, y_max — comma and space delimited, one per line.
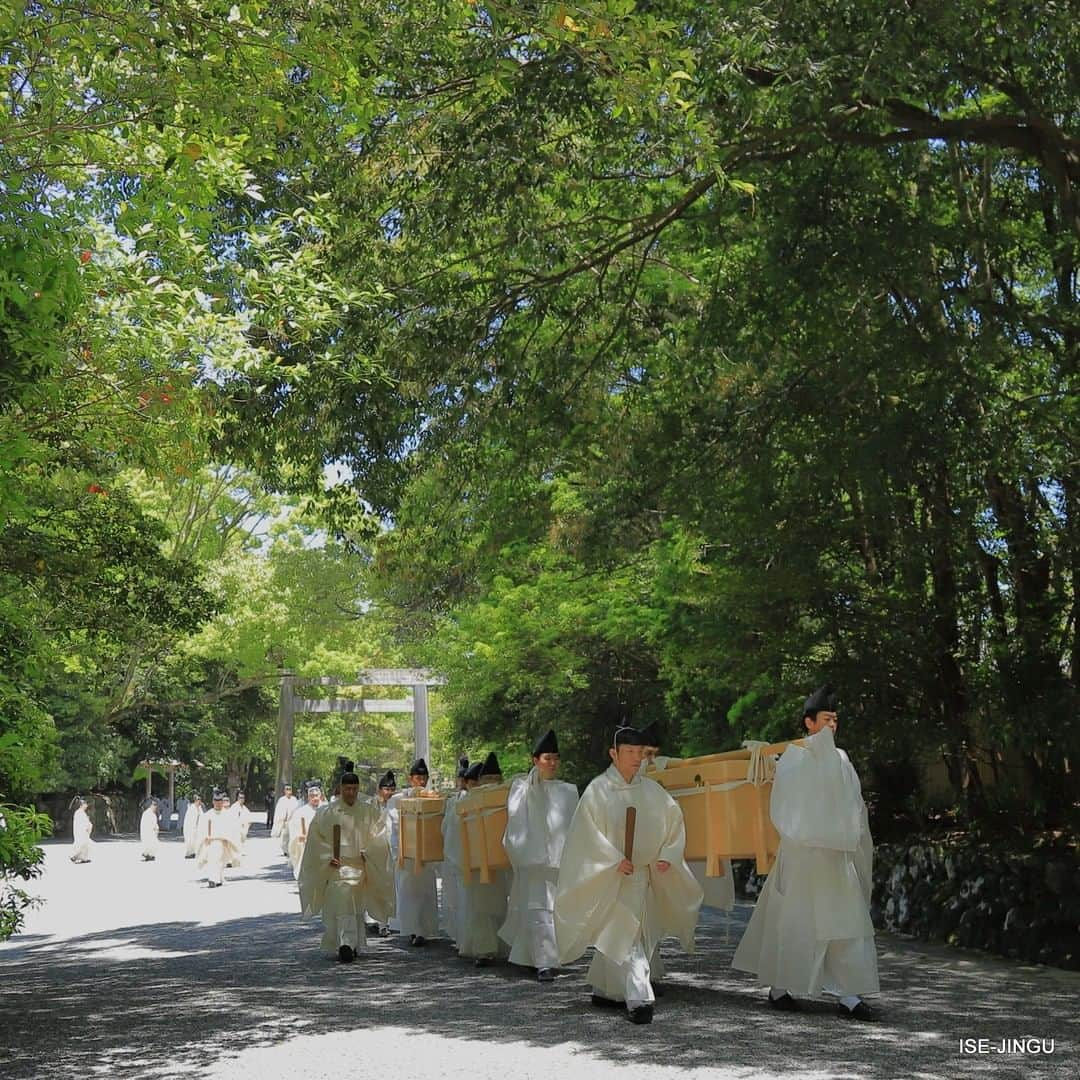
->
769, 727, 864, 852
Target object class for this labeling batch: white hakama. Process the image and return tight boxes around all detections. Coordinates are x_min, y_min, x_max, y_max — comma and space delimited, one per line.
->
732, 725, 878, 999
456, 868, 509, 960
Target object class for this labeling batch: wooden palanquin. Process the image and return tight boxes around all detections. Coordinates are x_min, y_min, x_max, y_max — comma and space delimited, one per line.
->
398, 795, 446, 872
456, 782, 511, 884
646, 742, 797, 876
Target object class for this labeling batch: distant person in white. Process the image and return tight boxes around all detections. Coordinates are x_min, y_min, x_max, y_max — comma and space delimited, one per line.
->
70, 797, 93, 864
139, 799, 160, 861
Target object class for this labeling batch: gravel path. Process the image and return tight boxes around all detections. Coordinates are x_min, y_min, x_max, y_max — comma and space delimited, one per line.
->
0, 830, 1075, 1080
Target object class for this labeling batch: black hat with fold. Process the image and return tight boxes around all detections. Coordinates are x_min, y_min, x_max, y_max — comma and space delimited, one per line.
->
340, 760, 360, 785
464, 761, 483, 782
456, 755, 470, 779
480, 751, 502, 777
612, 725, 645, 748
638, 721, 661, 748
377, 770, 396, 789
802, 684, 837, 718
409, 757, 429, 778
532, 729, 559, 757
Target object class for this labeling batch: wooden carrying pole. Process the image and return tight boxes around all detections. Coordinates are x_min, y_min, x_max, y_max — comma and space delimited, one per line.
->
332, 824, 341, 862
624, 806, 636, 865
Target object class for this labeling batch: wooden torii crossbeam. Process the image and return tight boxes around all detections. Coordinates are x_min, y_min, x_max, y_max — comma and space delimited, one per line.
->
275, 668, 446, 794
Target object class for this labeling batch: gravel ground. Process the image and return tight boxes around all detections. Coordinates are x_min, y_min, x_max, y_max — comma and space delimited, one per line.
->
0, 829, 1075, 1080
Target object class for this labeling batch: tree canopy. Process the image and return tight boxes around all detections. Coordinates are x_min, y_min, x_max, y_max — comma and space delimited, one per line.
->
2, 1, 1077, 937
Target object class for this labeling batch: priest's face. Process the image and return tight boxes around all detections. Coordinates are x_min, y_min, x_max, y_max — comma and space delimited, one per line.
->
804, 710, 838, 735
308, 790, 322, 807
341, 781, 360, 806
534, 752, 560, 780
610, 743, 644, 779
378, 785, 394, 803
408, 773, 426, 789
642, 746, 659, 762
284, 786, 294, 797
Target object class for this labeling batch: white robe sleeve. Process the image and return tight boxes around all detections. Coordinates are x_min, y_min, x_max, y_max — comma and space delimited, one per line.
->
769, 726, 864, 852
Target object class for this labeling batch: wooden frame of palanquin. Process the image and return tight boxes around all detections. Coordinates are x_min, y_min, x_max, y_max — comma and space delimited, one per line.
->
397, 795, 446, 871
456, 783, 511, 884
645, 741, 798, 875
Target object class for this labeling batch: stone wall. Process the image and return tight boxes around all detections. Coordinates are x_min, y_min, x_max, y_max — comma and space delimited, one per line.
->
733, 839, 1080, 971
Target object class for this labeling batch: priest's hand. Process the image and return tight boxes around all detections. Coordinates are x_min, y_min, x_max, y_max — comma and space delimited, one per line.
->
618, 858, 634, 875
655, 860, 671, 874
329, 857, 342, 867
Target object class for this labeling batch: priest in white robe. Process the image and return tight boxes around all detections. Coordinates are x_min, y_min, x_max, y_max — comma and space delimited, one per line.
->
139, 799, 160, 862
440, 756, 470, 944
288, 786, 324, 879
297, 763, 394, 962
70, 797, 93, 864
182, 796, 204, 858
499, 731, 579, 981
554, 725, 703, 1025
232, 791, 254, 846
196, 789, 243, 887
456, 753, 511, 966
271, 785, 299, 855
732, 685, 879, 1021
388, 757, 441, 946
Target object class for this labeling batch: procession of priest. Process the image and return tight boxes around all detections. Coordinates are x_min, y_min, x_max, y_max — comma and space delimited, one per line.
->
71, 685, 880, 1024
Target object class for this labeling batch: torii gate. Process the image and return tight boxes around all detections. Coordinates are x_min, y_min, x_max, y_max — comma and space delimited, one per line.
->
275, 668, 446, 793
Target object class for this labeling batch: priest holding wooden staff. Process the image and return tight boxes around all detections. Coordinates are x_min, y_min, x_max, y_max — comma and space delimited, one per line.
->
554, 725, 702, 1024
732, 685, 879, 1020
499, 730, 579, 982
297, 762, 393, 962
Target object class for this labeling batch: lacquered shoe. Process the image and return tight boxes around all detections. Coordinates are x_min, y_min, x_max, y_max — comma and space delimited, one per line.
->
628, 1004, 654, 1024
474, 956, 492, 968
768, 992, 799, 1012
537, 968, 556, 982
338, 945, 355, 963
650, 981, 666, 998
410, 934, 427, 947
837, 1001, 878, 1022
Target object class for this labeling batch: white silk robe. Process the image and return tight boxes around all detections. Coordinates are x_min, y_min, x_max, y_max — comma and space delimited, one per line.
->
499, 768, 579, 969
732, 725, 878, 997
554, 766, 702, 977
288, 803, 319, 879
182, 804, 203, 856
139, 807, 160, 858
72, 807, 93, 861
196, 808, 243, 884
298, 797, 394, 953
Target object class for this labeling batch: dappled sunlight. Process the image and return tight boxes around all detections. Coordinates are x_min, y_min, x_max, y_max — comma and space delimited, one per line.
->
2, 838, 1075, 1080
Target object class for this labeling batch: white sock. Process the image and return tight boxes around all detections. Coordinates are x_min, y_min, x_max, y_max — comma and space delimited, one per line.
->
839, 995, 862, 1010
769, 987, 791, 1000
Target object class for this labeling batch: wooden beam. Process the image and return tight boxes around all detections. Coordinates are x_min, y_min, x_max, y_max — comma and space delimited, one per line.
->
294, 697, 416, 714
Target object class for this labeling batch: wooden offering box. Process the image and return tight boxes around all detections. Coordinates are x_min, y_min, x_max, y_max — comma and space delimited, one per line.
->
398, 795, 446, 872
456, 782, 511, 884
646, 742, 796, 876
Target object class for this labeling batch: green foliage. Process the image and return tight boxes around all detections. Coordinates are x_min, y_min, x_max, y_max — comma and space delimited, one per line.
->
0, 799, 53, 942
